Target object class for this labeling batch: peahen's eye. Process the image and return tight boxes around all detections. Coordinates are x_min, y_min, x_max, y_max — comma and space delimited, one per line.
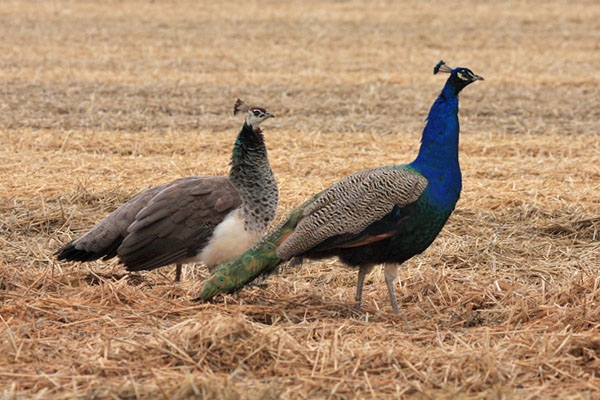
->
253, 110, 261, 116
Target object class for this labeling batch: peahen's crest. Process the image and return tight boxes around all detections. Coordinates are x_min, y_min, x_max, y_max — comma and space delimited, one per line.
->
234, 98, 274, 130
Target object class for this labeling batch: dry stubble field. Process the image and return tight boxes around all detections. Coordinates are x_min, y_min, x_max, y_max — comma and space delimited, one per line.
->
1, 0, 600, 398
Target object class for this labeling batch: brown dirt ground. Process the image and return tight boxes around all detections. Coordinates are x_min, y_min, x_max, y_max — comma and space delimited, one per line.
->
1, 0, 600, 398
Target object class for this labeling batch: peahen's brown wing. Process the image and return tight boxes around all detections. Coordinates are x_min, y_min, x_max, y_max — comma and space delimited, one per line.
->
55, 182, 173, 262
118, 176, 241, 271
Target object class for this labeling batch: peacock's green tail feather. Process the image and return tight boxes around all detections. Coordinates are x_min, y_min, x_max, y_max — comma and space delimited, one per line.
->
196, 205, 306, 301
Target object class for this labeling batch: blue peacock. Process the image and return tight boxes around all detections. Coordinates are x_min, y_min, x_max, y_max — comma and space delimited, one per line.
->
196, 61, 483, 314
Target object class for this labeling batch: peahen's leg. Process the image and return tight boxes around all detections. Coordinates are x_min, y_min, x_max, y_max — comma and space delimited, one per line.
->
175, 264, 182, 282
384, 263, 400, 314
354, 264, 375, 310
286, 256, 304, 269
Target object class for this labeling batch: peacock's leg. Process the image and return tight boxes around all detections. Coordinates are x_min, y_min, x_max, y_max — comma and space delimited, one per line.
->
175, 264, 182, 282
354, 264, 375, 310
384, 264, 400, 314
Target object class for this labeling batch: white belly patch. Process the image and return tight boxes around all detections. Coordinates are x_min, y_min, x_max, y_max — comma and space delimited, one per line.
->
197, 209, 261, 270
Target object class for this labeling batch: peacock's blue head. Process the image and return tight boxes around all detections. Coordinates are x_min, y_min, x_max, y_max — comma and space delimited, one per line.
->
434, 61, 484, 93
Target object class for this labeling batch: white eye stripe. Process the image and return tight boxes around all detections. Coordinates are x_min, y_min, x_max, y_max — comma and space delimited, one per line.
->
457, 70, 476, 81
250, 108, 268, 117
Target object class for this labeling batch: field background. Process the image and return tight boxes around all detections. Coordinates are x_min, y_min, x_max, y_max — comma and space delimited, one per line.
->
1, 0, 600, 398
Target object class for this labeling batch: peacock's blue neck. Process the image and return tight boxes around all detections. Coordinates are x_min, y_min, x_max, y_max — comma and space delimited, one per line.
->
410, 83, 462, 203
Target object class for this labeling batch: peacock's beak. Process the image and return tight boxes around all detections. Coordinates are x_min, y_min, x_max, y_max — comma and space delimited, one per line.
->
472, 74, 484, 81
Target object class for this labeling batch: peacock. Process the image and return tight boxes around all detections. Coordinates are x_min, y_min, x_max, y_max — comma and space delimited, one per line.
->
196, 62, 483, 314
55, 99, 279, 282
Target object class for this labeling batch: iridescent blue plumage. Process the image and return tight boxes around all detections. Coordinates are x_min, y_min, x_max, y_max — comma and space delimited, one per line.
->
197, 61, 483, 314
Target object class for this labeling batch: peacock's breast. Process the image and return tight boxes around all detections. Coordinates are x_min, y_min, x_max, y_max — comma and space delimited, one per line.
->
388, 193, 455, 259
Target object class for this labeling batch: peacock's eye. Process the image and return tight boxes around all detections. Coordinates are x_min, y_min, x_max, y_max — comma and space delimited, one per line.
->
457, 71, 467, 81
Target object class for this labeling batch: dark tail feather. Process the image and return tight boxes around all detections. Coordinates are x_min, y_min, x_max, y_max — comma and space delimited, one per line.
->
55, 238, 122, 263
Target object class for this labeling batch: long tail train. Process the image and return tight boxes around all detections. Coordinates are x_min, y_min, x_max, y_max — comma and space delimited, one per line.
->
195, 208, 303, 301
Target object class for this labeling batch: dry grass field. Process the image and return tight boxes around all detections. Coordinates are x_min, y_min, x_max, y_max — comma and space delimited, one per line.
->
1, 0, 600, 398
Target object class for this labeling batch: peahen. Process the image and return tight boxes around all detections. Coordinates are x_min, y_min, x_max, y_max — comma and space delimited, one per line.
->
196, 62, 483, 314
55, 99, 279, 281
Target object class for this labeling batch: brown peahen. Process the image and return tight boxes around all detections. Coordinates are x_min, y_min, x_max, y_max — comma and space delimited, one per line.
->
55, 99, 279, 281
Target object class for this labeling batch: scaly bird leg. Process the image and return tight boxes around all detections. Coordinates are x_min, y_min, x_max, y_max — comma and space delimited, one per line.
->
354, 264, 375, 311
384, 264, 400, 315
175, 264, 182, 282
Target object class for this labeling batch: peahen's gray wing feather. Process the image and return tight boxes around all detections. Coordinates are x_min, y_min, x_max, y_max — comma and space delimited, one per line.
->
118, 176, 242, 271
60, 182, 173, 260
276, 166, 428, 260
